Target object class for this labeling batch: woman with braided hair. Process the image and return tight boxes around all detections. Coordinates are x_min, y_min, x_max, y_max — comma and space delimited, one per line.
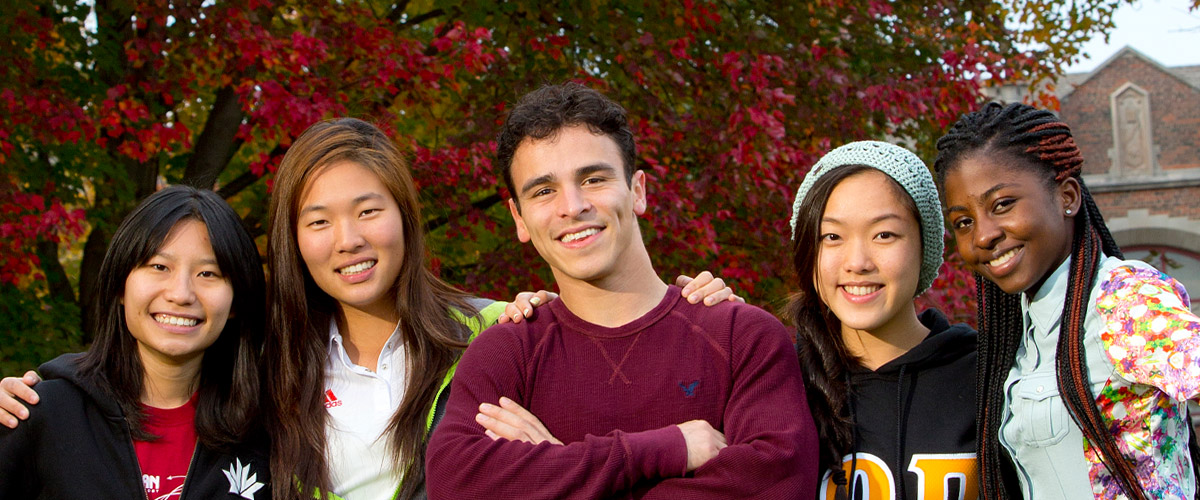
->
789, 141, 979, 500
935, 101, 1200, 500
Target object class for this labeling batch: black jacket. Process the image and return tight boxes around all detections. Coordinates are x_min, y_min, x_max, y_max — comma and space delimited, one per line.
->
827, 309, 979, 500
0, 354, 272, 499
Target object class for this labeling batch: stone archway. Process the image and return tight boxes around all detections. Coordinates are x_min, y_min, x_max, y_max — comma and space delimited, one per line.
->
1107, 208, 1200, 311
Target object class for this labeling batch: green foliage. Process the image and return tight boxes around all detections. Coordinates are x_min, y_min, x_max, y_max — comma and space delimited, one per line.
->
0, 283, 84, 374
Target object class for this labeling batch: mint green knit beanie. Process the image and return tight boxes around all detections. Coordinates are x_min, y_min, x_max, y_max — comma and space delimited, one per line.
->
789, 140, 944, 296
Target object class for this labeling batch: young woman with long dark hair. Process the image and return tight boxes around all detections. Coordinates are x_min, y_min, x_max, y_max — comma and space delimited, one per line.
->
788, 141, 979, 500
264, 118, 491, 500
935, 101, 1200, 500
0, 186, 271, 499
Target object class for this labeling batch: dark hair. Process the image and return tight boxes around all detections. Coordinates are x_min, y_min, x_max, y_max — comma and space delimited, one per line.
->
786, 164, 921, 495
933, 102, 1145, 500
265, 117, 477, 500
76, 185, 264, 450
495, 82, 637, 205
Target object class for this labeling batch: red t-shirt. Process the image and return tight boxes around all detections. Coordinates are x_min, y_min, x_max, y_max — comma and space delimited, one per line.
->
134, 394, 198, 500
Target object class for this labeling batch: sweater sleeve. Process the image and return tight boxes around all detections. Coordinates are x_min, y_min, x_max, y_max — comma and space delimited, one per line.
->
1096, 264, 1200, 402
424, 324, 689, 500
641, 306, 819, 499
0, 389, 40, 497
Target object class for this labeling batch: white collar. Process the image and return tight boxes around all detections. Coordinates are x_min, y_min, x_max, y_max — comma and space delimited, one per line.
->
326, 318, 403, 373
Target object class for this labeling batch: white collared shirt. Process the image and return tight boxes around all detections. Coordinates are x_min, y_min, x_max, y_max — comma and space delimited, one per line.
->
324, 319, 406, 500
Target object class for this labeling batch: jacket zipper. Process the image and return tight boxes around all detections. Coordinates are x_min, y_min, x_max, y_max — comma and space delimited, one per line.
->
122, 423, 150, 500
177, 438, 201, 499
125, 420, 201, 500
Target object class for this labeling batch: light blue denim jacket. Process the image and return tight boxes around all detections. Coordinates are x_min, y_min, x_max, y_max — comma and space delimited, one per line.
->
1000, 256, 1199, 500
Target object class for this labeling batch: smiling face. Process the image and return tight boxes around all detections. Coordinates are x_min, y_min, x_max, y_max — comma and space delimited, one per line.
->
942, 152, 1080, 295
506, 124, 647, 287
296, 161, 406, 318
123, 219, 233, 367
815, 170, 924, 337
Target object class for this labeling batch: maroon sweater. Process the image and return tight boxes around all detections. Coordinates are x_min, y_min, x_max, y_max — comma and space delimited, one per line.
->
425, 286, 818, 499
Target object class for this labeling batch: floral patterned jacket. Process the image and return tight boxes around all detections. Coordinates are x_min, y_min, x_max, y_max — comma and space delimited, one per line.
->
1089, 259, 1200, 500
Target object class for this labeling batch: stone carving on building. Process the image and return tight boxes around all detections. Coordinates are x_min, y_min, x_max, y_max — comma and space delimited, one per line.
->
1109, 82, 1156, 176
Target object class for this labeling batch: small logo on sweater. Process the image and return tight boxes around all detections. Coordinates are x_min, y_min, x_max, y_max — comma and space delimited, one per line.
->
223, 458, 264, 500
679, 380, 700, 397
324, 389, 342, 408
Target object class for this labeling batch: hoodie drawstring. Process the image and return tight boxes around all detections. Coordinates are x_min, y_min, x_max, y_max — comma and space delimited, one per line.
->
844, 371, 859, 500
895, 364, 908, 499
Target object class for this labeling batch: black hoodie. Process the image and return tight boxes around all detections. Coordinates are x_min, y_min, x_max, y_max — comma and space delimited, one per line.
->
0, 353, 271, 500
819, 308, 979, 500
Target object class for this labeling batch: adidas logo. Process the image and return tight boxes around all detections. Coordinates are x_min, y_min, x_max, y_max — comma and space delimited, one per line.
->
324, 389, 343, 408
222, 458, 264, 500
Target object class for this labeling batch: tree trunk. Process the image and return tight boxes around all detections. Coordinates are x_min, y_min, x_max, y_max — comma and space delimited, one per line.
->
183, 85, 245, 189
77, 225, 108, 345
35, 239, 77, 308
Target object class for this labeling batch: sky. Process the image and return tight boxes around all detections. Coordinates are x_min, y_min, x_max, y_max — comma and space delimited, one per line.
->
1066, 0, 1200, 73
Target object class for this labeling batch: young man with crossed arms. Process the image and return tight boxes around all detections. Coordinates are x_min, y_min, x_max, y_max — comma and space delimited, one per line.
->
426, 83, 818, 499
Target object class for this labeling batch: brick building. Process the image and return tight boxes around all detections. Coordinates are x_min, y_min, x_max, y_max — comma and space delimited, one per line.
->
994, 47, 1200, 310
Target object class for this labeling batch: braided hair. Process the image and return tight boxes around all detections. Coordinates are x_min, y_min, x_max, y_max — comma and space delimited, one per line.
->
933, 102, 1150, 500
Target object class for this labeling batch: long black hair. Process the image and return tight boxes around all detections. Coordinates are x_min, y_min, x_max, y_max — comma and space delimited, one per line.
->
933, 101, 1147, 500
76, 185, 265, 449
786, 164, 922, 496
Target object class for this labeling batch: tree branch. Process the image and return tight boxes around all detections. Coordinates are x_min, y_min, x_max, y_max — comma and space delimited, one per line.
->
217, 143, 283, 199
216, 171, 260, 200
35, 239, 77, 307
536, 9, 578, 34
243, 211, 266, 239
184, 85, 246, 189
402, 8, 446, 28
77, 224, 108, 345
387, 0, 412, 23
423, 191, 503, 233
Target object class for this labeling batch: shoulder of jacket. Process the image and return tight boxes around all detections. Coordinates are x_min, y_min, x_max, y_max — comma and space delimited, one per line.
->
451, 298, 506, 339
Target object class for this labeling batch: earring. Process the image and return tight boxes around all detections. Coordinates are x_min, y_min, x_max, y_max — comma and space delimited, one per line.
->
1065, 209, 1072, 215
